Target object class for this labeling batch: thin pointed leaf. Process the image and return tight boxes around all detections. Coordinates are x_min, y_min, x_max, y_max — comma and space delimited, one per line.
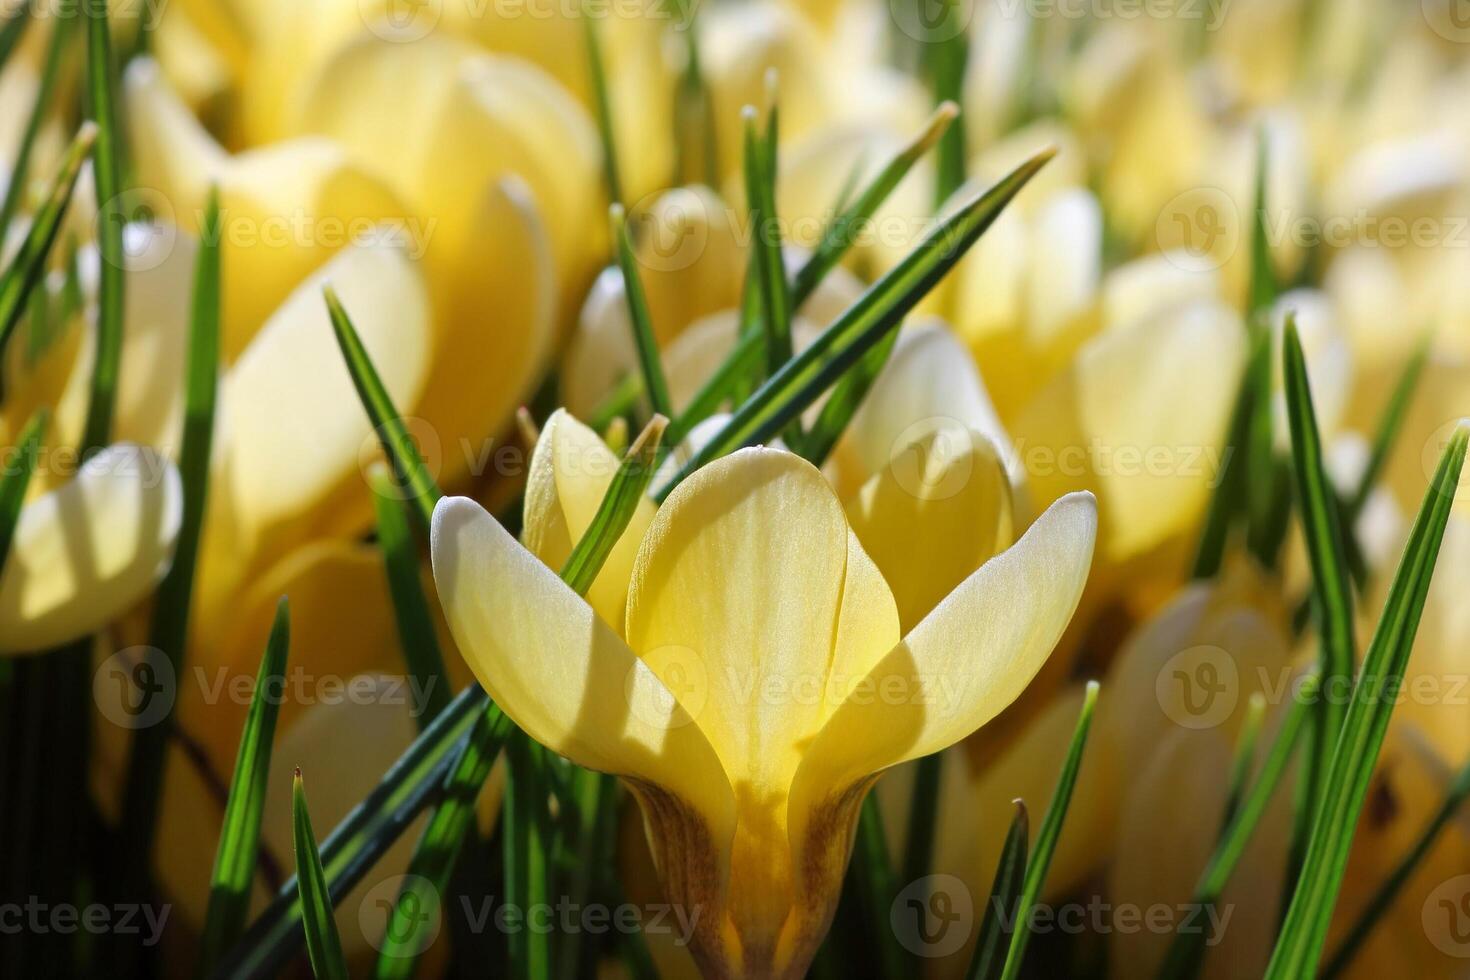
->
212, 687, 496, 979
0, 409, 47, 572
559, 415, 666, 594
119, 186, 222, 890
799, 326, 899, 466
199, 599, 292, 973
1283, 314, 1356, 821
1266, 424, 1470, 978
849, 795, 907, 979
582, 5, 622, 207
1157, 673, 1317, 980
0, 123, 96, 371
0, 3, 31, 75
1222, 692, 1267, 828
790, 102, 956, 310
1190, 329, 1260, 579
1247, 130, 1276, 321
503, 735, 552, 980
0, 10, 75, 242
372, 705, 515, 977
671, 4, 717, 189
81, 0, 125, 455
1321, 755, 1470, 979
968, 801, 1028, 980
610, 204, 674, 420
925, 27, 968, 206
1347, 335, 1429, 521
743, 107, 793, 377
370, 466, 452, 729
656, 147, 1054, 500
325, 287, 442, 529
294, 771, 350, 980
1000, 681, 1099, 980
901, 750, 943, 901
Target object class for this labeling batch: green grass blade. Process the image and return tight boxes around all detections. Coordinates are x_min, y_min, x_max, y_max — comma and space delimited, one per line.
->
0, 409, 47, 572
1347, 335, 1429, 521
999, 681, 1099, 980
1190, 330, 1260, 579
0, 123, 96, 372
671, 1, 717, 188
1247, 132, 1276, 321
1266, 424, 1470, 978
503, 736, 553, 980
900, 750, 943, 905
0, 2, 32, 74
1321, 755, 1470, 979
789, 103, 956, 312
119, 185, 222, 893
967, 801, 1028, 980
81, 0, 125, 455
799, 327, 899, 466
1222, 692, 1267, 828
665, 329, 765, 447
581, 4, 622, 208
560, 415, 666, 593
609, 204, 674, 420
925, 22, 968, 206
324, 287, 442, 529
845, 795, 907, 979
211, 687, 496, 979
372, 704, 516, 977
370, 465, 452, 729
199, 599, 292, 974
743, 107, 793, 377
656, 146, 1054, 500
294, 771, 350, 980
0, 10, 75, 242
1157, 672, 1317, 980
1283, 314, 1357, 822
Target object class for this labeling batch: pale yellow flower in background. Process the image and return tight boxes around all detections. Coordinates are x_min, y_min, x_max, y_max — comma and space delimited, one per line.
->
0, 444, 182, 653
434, 444, 1097, 978
1013, 295, 1244, 585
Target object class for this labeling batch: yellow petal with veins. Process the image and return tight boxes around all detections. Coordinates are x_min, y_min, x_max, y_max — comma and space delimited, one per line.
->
797, 490, 1096, 787
0, 445, 182, 654
431, 495, 733, 830
522, 410, 657, 633
625, 447, 862, 791
846, 430, 1014, 632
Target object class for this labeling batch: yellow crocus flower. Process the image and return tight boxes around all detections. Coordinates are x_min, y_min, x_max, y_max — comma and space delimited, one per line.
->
432, 438, 1097, 977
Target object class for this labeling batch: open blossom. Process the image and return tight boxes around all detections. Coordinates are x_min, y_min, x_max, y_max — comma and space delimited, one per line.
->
433, 437, 1096, 977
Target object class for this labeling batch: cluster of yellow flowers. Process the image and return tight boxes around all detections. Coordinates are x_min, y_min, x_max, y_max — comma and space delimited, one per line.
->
0, 0, 1467, 976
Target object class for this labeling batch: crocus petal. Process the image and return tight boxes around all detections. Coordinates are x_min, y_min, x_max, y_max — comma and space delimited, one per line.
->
847, 322, 1017, 486
1102, 251, 1220, 334
521, 410, 657, 632
126, 58, 410, 360
625, 447, 861, 791
799, 491, 1097, 789
0, 445, 182, 654
431, 495, 732, 829
1110, 725, 1290, 979
414, 176, 557, 489
200, 234, 430, 619
1015, 301, 1245, 563
846, 429, 1014, 632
